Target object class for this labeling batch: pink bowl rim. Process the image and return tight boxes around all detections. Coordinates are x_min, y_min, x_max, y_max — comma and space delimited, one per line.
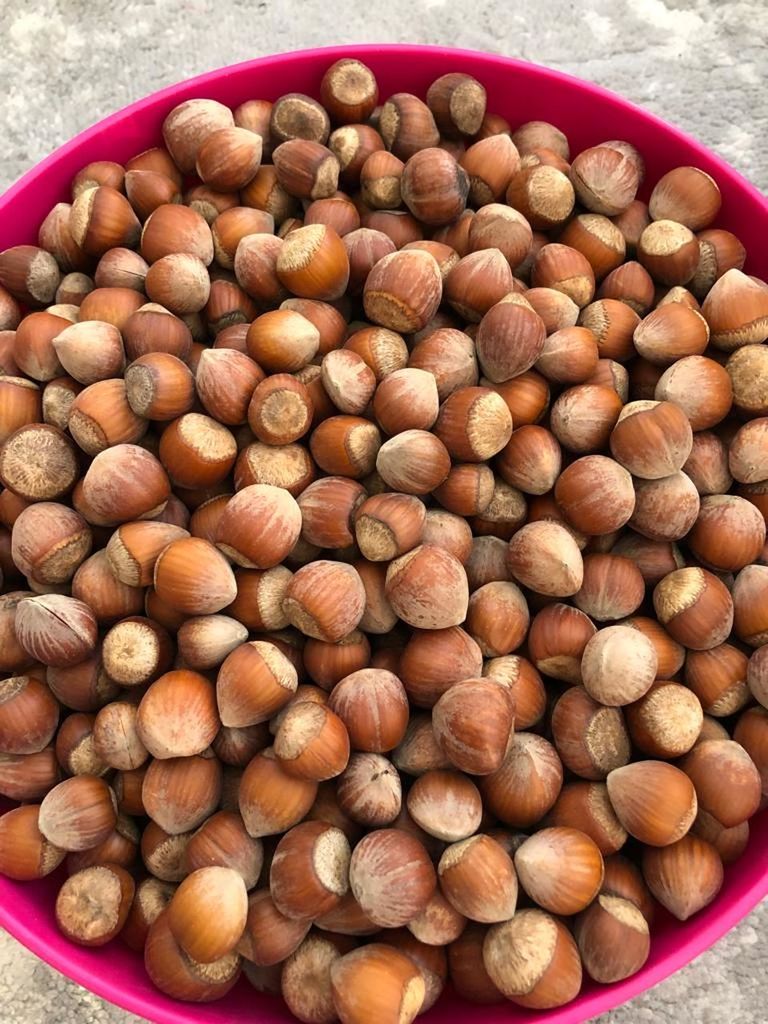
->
1, 41, 767, 1024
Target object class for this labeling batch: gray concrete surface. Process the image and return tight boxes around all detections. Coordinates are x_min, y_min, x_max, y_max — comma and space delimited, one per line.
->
1, 0, 767, 1021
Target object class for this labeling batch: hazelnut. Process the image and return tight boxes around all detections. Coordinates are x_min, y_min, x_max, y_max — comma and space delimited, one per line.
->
649, 166, 721, 230
215, 484, 302, 569
330, 943, 425, 1024
606, 760, 697, 846
681, 739, 761, 828
38, 775, 116, 851
15, 594, 97, 668
442, 246, 514, 319
328, 668, 409, 753
465, 580, 529, 657
217, 640, 297, 728
385, 544, 469, 630
349, 827, 436, 928
551, 687, 631, 780
431, 678, 513, 776
0, 675, 60, 755
310, 415, 381, 479
573, 553, 644, 622
376, 429, 450, 494
575, 894, 650, 984
372, 368, 440, 435
154, 536, 237, 615
507, 520, 583, 597
570, 144, 640, 215
56, 863, 135, 947
483, 909, 582, 1009
407, 768, 482, 842
641, 834, 723, 921
144, 910, 240, 1002
550, 383, 623, 454
239, 747, 317, 838
638, 219, 699, 285
654, 355, 733, 431
269, 820, 350, 921
633, 303, 709, 364
136, 669, 219, 759
0, 803, 66, 880
474, 295, 545, 382
527, 602, 597, 683
702, 268, 768, 350
554, 454, 635, 535
167, 865, 247, 963
506, 165, 575, 230
609, 400, 693, 480
320, 349, 376, 417
653, 566, 734, 650
438, 834, 517, 924
363, 250, 442, 333
480, 732, 563, 828
273, 223, 349, 301
515, 826, 604, 915
1, 423, 79, 502
401, 148, 469, 226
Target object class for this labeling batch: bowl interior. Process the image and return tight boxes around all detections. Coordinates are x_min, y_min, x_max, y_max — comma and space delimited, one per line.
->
1, 43, 767, 1024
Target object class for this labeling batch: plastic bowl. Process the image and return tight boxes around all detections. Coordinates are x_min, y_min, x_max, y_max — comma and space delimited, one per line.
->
1, 42, 767, 1024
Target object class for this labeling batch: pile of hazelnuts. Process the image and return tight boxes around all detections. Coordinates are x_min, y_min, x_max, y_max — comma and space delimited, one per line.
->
1, 55, 767, 1023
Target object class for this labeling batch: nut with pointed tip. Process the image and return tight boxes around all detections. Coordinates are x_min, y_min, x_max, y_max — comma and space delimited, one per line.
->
653, 566, 734, 651
239, 747, 317, 839
507, 520, 584, 597
607, 760, 697, 846
406, 768, 482, 843
15, 594, 97, 668
328, 668, 409, 754
166, 865, 248, 963
680, 739, 761, 828
153, 536, 236, 615
336, 752, 402, 827
483, 908, 583, 1009
136, 669, 219, 760
438, 834, 517, 924
431, 678, 513, 776
514, 826, 604, 915
69, 186, 141, 256
385, 544, 469, 631
38, 775, 116, 852
638, 219, 699, 285
330, 943, 425, 1024
0, 803, 66, 880
269, 820, 350, 921
216, 640, 297, 728
375, 429, 450, 495
282, 560, 366, 642
273, 701, 350, 781
581, 625, 658, 707
349, 828, 436, 928
551, 687, 630, 781
642, 834, 723, 921
573, 553, 645, 622
576, 893, 650, 984
142, 754, 222, 835
527, 603, 597, 684
144, 910, 241, 1002
363, 249, 442, 333
480, 732, 563, 828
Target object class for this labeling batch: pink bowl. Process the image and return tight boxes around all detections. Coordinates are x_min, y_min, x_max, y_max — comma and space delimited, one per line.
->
1, 42, 767, 1024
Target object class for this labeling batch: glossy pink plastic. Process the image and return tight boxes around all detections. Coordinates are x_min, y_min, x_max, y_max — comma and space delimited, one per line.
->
0, 43, 766, 1024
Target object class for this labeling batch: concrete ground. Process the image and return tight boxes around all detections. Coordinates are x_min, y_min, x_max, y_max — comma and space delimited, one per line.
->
0, 1, 766, 1022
